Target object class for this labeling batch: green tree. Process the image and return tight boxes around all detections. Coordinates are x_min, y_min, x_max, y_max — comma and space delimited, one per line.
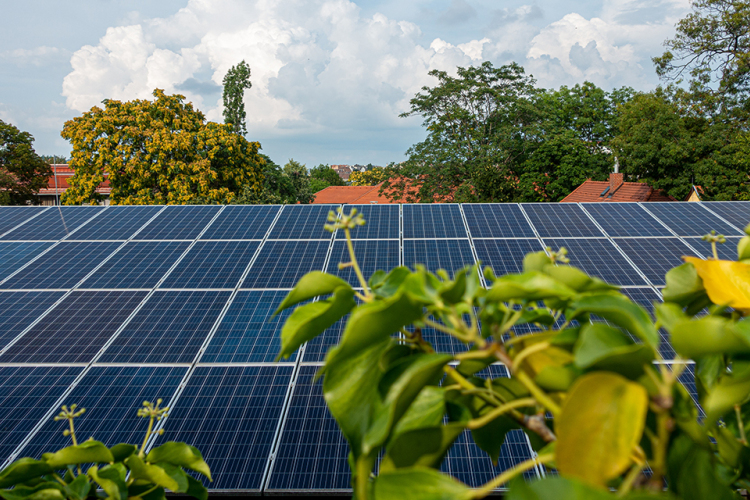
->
39, 155, 68, 164
234, 154, 301, 204
222, 60, 253, 135
310, 164, 345, 186
349, 167, 394, 186
61, 89, 264, 205
283, 159, 314, 204
0, 120, 52, 205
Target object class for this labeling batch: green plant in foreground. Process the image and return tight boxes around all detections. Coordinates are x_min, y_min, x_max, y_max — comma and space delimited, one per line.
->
276, 207, 750, 499
0, 400, 211, 500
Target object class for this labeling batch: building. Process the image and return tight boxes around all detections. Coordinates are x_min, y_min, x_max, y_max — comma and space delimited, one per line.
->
330, 165, 353, 181
36, 164, 110, 205
561, 173, 676, 203
312, 183, 398, 204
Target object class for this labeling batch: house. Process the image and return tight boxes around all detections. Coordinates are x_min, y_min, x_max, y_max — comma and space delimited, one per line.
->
330, 165, 353, 181
312, 183, 399, 204
561, 173, 676, 203
36, 164, 110, 205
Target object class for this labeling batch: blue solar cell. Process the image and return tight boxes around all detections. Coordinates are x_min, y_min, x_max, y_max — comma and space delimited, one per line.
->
201, 205, 281, 240
160, 241, 259, 289
408, 314, 473, 355
302, 298, 360, 362
334, 204, 400, 239
18, 366, 186, 460
675, 363, 704, 418
613, 238, 703, 286
67, 206, 163, 240
268, 205, 337, 240
0, 291, 64, 348
582, 203, 673, 237
0, 207, 48, 237
684, 236, 741, 260
0, 366, 82, 463
473, 239, 544, 279
0, 206, 104, 241
79, 241, 189, 289
462, 204, 536, 238
541, 238, 647, 286
522, 204, 604, 238
242, 240, 330, 288
0, 241, 120, 290
0, 290, 148, 363
326, 240, 400, 287
201, 290, 299, 363
644, 202, 741, 236
403, 239, 476, 275
403, 204, 467, 238
132, 205, 221, 240
154, 365, 292, 491
99, 290, 230, 363
702, 202, 750, 231
0, 242, 52, 281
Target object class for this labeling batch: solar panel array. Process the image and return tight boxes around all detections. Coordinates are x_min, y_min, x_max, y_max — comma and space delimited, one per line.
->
0, 201, 738, 493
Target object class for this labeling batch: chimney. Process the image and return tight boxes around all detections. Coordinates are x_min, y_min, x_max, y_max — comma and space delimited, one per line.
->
609, 172, 624, 192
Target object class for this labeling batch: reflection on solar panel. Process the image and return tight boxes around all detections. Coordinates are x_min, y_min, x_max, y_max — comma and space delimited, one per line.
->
18, 366, 186, 460
160, 240, 259, 289
522, 204, 603, 238
269, 205, 337, 240
67, 205, 163, 240
336, 204, 400, 239
0, 207, 47, 236
462, 204, 536, 238
79, 241, 189, 289
0, 242, 52, 281
684, 236, 741, 260
242, 240, 330, 288
0, 241, 120, 290
99, 290, 230, 363
326, 240, 400, 287
473, 239, 543, 278
0, 206, 103, 241
0, 291, 64, 347
644, 202, 741, 236
201, 290, 298, 363
613, 238, 704, 286
0, 290, 147, 363
542, 238, 646, 286
266, 365, 351, 492
403, 204, 467, 238
133, 205, 221, 240
155, 365, 292, 491
201, 205, 281, 240
703, 202, 750, 231
582, 203, 673, 237
403, 239, 476, 275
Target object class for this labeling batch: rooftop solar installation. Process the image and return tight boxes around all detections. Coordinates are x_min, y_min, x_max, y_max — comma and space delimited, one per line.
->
541, 238, 647, 286
326, 240, 400, 287
473, 239, 544, 278
0, 207, 48, 236
582, 203, 674, 237
336, 204, 400, 239
132, 205, 222, 240
160, 240, 260, 289
403, 239, 476, 275
200, 205, 281, 240
521, 203, 604, 238
702, 202, 750, 231
241, 240, 330, 289
403, 204, 467, 238
0, 206, 103, 241
613, 238, 704, 286
462, 204, 536, 238
684, 236, 741, 260
66, 205, 163, 240
0, 242, 52, 281
0, 291, 64, 347
268, 205, 337, 240
644, 202, 742, 237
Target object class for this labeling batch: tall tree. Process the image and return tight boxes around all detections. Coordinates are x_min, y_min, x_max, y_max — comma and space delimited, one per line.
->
309, 164, 345, 192
0, 120, 52, 205
222, 60, 253, 135
283, 159, 314, 204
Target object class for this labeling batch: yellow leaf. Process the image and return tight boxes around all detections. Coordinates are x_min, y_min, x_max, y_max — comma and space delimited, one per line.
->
684, 257, 750, 311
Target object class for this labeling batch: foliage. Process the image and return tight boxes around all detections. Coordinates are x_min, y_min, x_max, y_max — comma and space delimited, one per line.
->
0, 120, 52, 205
277, 207, 750, 499
0, 400, 211, 500
222, 60, 253, 136
283, 159, 314, 204
231, 154, 296, 204
310, 164, 345, 187
349, 167, 394, 186
40, 155, 68, 164
60, 89, 264, 205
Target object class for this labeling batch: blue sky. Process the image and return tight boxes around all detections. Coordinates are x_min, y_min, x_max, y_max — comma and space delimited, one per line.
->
0, 0, 690, 167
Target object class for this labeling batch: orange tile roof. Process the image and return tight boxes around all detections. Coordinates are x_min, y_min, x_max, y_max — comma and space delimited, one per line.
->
38, 164, 110, 196
312, 184, 401, 204
561, 179, 676, 203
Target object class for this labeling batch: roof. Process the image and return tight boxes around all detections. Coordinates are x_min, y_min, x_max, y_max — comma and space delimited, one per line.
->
312, 183, 400, 204
561, 179, 676, 203
37, 164, 110, 196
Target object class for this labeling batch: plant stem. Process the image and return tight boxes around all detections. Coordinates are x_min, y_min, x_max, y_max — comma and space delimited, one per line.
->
515, 371, 562, 416
356, 457, 369, 500
617, 461, 645, 497
472, 453, 554, 498
344, 228, 372, 298
737, 405, 748, 445
140, 416, 155, 459
423, 317, 467, 338
511, 342, 550, 372
467, 398, 537, 429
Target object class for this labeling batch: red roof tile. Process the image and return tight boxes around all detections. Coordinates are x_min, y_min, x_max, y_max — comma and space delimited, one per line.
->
312, 184, 402, 204
38, 164, 110, 196
561, 178, 676, 203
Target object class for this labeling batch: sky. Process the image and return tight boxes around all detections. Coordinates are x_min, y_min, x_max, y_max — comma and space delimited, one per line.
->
0, 0, 691, 167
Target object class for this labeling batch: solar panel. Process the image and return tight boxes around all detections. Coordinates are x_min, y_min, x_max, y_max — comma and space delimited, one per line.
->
132, 205, 222, 240
409, 314, 472, 355
154, 365, 293, 491
66, 205, 163, 240
0, 241, 120, 290
326, 240, 400, 288
302, 309, 350, 363
0, 206, 104, 241
613, 238, 704, 286
0, 290, 148, 363
268, 205, 337, 240
473, 239, 544, 279
242, 240, 330, 289
462, 204, 536, 238
582, 203, 673, 237
402, 204, 467, 238
98, 290, 231, 364
674, 363, 704, 418
0, 242, 52, 281
644, 202, 742, 237
0, 366, 82, 464
683, 236, 741, 260
0, 291, 64, 348
521, 204, 603, 238
18, 366, 186, 460
160, 241, 260, 289
403, 239, 476, 275
79, 241, 190, 289
200, 290, 299, 363
201, 205, 281, 240
702, 202, 750, 231
541, 238, 647, 286
0, 207, 48, 236
334, 204, 399, 240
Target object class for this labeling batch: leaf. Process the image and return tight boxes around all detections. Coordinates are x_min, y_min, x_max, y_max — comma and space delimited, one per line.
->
704, 375, 750, 426
185, 475, 208, 500
272, 271, 352, 315
506, 476, 612, 500
671, 316, 750, 359
127, 483, 165, 500
42, 440, 114, 468
0, 458, 53, 489
662, 263, 708, 312
574, 323, 654, 379
555, 372, 648, 487
63, 474, 91, 500
684, 257, 750, 312
0, 485, 65, 500
146, 442, 211, 481
125, 456, 187, 493
109, 444, 136, 462
486, 271, 577, 302
470, 412, 518, 466
569, 293, 658, 349
381, 424, 465, 472
439, 269, 467, 304
542, 265, 618, 293
391, 386, 446, 437
534, 365, 579, 392
88, 464, 127, 500
523, 251, 551, 273
667, 434, 736, 500
372, 467, 473, 500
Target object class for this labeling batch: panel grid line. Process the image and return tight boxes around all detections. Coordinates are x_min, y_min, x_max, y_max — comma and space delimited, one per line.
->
0, 207, 51, 239
697, 202, 745, 234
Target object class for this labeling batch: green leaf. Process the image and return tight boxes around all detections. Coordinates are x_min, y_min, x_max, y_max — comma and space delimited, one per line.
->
42, 440, 114, 468
542, 265, 618, 293
704, 374, 750, 426
439, 269, 466, 304
0, 458, 53, 489
276, 286, 356, 360
127, 483, 165, 500
381, 424, 465, 472
486, 271, 577, 302
523, 251, 551, 273
574, 323, 654, 379
184, 475, 207, 500
0, 484, 65, 500
391, 386, 446, 438
654, 303, 687, 333
125, 456, 188, 493
534, 365, 579, 392
368, 270, 387, 290
146, 442, 211, 481
272, 272, 352, 315
88, 464, 127, 500
662, 263, 710, 314
672, 316, 750, 359
506, 476, 612, 500
569, 293, 658, 349
373, 267, 412, 298
666, 434, 736, 500
63, 474, 91, 500
470, 412, 518, 466
109, 444, 136, 462
372, 467, 473, 500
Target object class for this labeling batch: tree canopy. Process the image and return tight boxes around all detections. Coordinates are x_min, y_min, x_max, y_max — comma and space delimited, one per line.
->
222, 60, 253, 135
0, 120, 52, 205
349, 167, 393, 186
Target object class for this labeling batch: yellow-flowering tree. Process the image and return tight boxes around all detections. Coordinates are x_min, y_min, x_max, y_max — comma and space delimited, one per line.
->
348, 167, 393, 186
61, 89, 264, 205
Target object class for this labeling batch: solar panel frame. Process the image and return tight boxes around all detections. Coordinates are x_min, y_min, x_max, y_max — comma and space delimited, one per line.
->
612, 237, 704, 286
0, 207, 49, 237
473, 239, 544, 279
334, 204, 400, 239
241, 240, 331, 289
268, 205, 339, 240
402, 204, 468, 239
581, 203, 674, 237
462, 204, 536, 238
159, 240, 260, 289
200, 205, 282, 240
643, 202, 742, 237
0, 242, 53, 281
66, 205, 164, 241
0, 291, 65, 348
326, 240, 400, 287
402, 239, 476, 276
132, 205, 222, 240
521, 203, 604, 238
0, 206, 105, 241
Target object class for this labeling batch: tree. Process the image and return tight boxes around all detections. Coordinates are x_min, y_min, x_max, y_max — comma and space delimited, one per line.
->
310, 164, 345, 186
283, 159, 314, 204
349, 167, 393, 186
0, 120, 52, 205
39, 155, 68, 164
234, 154, 300, 204
61, 89, 264, 205
222, 60, 253, 135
